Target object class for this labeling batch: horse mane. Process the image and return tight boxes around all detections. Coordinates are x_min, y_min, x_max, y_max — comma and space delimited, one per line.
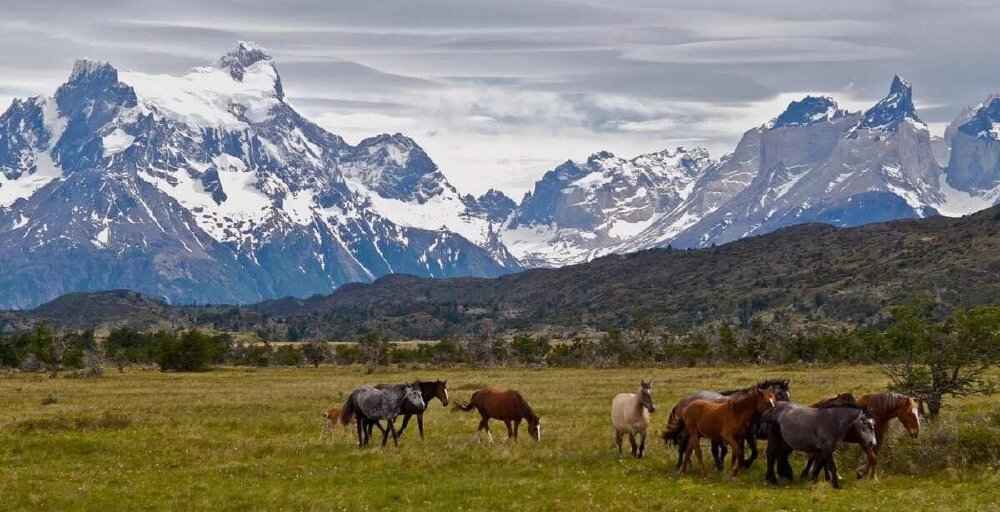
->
718, 378, 789, 396
861, 392, 910, 419
811, 392, 859, 409
515, 391, 539, 423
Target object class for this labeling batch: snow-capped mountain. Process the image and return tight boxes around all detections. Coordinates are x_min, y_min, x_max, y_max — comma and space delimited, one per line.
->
668, 76, 945, 248
944, 95, 1000, 208
500, 146, 715, 266
0, 42, 518, 309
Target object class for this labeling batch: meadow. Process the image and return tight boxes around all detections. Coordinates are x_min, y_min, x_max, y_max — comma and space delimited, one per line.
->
1, 365, 999, 511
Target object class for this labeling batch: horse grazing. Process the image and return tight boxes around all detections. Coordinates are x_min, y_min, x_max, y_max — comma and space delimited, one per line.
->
669, 385, 777, 476
374, 380, 449, 440
764, 401, 877, 488
320, 406, 347, 442
611, 380, 656, 458
854, 392, 920, 477
662, 379, 790, 471
454, 387, 541, 442
339, 385, 426, 447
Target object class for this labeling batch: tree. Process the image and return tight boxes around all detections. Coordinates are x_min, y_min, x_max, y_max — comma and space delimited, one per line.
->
157, 330, 217, 372
881, 303, 1000, 417
302, 341, 331, 368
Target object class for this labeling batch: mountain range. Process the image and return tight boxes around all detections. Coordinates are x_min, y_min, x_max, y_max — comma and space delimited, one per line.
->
4, 203, 1000, 338
2, 42, 1000, 308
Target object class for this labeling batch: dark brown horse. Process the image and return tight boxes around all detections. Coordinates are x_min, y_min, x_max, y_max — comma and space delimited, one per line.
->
374, 380, 449, 440
667, 385, 777, 476
454, 387, 541, 442
662, 379, 791, 471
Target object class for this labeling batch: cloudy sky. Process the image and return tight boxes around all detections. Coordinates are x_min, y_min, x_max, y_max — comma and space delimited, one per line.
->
3, 1, 999, 197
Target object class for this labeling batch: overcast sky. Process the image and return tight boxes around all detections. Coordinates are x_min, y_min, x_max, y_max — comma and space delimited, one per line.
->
3, 1, 1000, 197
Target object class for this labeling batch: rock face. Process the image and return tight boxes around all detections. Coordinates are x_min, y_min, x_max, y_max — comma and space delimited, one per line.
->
501, 147, 716, 266
669, 78, 943, 248
946, 97, 1000, 196
0, 43, 519, 309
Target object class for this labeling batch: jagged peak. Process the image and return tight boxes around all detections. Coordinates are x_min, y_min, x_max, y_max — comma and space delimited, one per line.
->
771, 95, 843, 129
67, 59, 120, 85
587, 150, 616, 163
359, 132, 419, 148
858, 75, 921, 132
218, 41, 272, 76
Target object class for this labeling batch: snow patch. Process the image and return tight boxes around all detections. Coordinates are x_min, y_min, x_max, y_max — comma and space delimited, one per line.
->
102, 128, 134, 155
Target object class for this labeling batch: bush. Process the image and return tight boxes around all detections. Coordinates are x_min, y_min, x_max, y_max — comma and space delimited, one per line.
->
272, 345, 303, 367
157, 330, 224, 372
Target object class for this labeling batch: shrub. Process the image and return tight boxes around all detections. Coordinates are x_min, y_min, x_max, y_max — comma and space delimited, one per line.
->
157, 330, 222, 372
272, 345, 303, 367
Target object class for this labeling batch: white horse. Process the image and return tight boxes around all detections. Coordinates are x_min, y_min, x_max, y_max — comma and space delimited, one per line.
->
611, 380, 656, 458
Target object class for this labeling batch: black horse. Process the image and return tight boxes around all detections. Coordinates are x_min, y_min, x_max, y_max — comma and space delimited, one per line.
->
369, 380, 449, 440
763, 402, 877, 489
664, 378, 791, 471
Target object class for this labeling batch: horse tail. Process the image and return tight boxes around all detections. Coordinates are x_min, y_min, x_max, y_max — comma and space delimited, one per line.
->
339, 392, 357, 426
661, 404, 686, 445
452, 390, 480, 412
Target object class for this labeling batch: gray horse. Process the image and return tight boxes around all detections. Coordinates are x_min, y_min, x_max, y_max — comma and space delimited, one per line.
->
763, 402, 877, 489
339, 385, 426, 447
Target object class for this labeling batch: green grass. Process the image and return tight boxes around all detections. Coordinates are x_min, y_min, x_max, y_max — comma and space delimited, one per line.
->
1, 366, 998, 511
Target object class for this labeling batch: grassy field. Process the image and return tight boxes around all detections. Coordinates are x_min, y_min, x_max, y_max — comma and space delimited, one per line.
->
1, 365, 998, 511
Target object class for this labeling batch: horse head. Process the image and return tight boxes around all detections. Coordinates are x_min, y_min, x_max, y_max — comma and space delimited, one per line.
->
639, 380, 656, 413
403, 385, 426, 412
899, 396, 921, 438
527, 414, 542, 442
758, 379, 791, 402
855, 411, 878, 449
436, 380, 449, 407
755, 384, 777, 413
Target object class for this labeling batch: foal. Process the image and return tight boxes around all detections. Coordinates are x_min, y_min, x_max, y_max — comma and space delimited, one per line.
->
611, 380, 656, 458
320, 406, 346, 441
455, 387, 541, 442
676, 386, 776, 476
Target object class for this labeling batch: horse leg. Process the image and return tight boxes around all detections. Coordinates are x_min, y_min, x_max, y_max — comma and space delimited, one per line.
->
386, 417, 399, 448
766, 447, 779, 485
356, 418, 365, 447
675, 430, 688, 471
693, 436, 707, 474
615, 430, 624, 457
475, 417, 489, 443
504, 420, 514, 441
628, 433, 637, 457
711, 441, 727, 472
396, 414, 411, 440
638, 431, 647, 459
681, 433, 697, 474
859, 446, 877, 480
778, 449, 795, 482
728, 435, 744, 477
514, 419, 520, 440
801, 456, 814, 481
827, 455, 841, 489
744, 436, 758, 469
417, 414, 425, 440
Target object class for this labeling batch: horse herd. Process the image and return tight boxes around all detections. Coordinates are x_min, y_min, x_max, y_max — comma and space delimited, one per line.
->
322, 378, 921, 489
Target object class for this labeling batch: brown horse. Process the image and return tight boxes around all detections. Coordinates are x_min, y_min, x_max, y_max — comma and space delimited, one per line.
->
454, 387, 541, 442
671, 386, 776, 476
320, 406, 348, 441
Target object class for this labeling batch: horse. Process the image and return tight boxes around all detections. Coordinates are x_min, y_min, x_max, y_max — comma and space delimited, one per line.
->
802, 393, 877, 480
662, 379, 790, 471
339, 384, 426, 447
374, 380, 449, 440
853, 392, 920, 477
320, 406, 347, 442
669, 385, 777, 476
611, 380, 656, 458
454, 387, 541, 442
763, 402, 877, 489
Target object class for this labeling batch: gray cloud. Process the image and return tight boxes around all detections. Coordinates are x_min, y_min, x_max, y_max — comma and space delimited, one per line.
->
3, 1, 1000, 195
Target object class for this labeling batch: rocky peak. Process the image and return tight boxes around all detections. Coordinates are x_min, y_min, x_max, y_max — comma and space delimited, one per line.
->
217, 41, 284, 99
771, 96, 842, 129
56, 60, 137, 115
858, 75, 920, 131
958, 97, 1000, 140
